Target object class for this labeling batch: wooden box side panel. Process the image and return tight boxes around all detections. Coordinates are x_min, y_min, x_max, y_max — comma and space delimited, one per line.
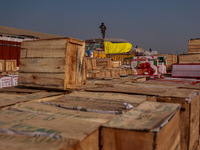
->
101, 128, 154, 150
189, 95, 199, 150
19, 58, 66, 73
156, 109, 181, 150
179, 54, 200, 63
64, 41, 85, 89
157, 97, 190, 150
80, 129, 99, 150
18, 73, 65, 90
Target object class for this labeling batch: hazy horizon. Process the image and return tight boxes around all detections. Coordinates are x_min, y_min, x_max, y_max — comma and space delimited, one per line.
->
1, 0, 200, 54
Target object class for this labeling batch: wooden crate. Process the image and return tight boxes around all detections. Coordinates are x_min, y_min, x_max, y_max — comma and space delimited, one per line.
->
188, 38, 200, 54
101, 101, 181, 150
96, 58, 112, 69
19, 37, 86, 90
0, 109, 100, 150
157, 88, 199, 150
85, 57, 97, 70
112, 60, 121, 68
5, 60, 17, 72
0, 60, 5, 72
179, 54, 200, 63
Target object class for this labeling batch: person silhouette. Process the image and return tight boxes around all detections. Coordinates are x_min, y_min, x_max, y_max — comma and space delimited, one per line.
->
99, 22, 106, 39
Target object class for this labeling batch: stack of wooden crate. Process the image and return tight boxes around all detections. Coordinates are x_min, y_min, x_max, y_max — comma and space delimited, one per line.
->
0, 87, 182, 150
84, 80, 200, 150
188, 38, 200, 54
85, 57, 130, 78
172, 39, 200, 77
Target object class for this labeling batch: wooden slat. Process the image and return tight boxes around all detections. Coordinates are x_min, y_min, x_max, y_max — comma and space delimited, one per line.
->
18, 73, 65, 90
64, 42, 78, 89
67, 91, 147, 106
84, 83, 169, 96
0, 133, 78, 150
25, 48, 66, 58
11, 101, 115, 124
0, 92, 62, 108
188, 39, 200, 44
21, 38, 67, 49
179, 54, 200, 63
20, 58, 65, 73
0, 87, 45, 93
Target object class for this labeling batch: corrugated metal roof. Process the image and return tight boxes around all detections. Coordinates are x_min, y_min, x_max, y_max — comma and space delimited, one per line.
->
0, 25, 63, 39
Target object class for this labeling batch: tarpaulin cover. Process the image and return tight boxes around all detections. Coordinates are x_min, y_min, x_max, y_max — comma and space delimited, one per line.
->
104, 41, 132, 54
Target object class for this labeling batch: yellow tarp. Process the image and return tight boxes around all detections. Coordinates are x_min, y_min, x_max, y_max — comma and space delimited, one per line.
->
104, 41, 132, 54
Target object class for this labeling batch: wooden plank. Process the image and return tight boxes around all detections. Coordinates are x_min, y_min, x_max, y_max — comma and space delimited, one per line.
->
84, 83, 169, 96
101, 101, 180, 150
64, 41, 78, 89
0, 87, 45, 94
18, 73, 65, 90
179, 54, 200, 63
21, 38, 67, 49
0, 109, 100, 150
188, 39, 200, 44
33, 94, 129, 114
67, 91, 147, 107
19, 58, 65, 73
11, 100, 115, 124
26, 48, 66, 58
157, 89, 199, 150
75, 44, 86, 87
0, 92, 62, 108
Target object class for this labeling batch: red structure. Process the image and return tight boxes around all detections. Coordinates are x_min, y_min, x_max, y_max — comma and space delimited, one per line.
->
0, 40, 21, 66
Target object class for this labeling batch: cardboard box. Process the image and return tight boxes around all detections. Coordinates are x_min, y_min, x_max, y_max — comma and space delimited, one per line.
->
1, 76, 12, 88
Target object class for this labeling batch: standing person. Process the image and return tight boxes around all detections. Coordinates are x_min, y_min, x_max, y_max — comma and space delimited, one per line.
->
99, 22, 106, 39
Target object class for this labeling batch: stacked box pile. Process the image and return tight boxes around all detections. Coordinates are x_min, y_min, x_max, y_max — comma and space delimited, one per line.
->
188, 38, 200, 54
85, 81, 200, 150
85, 57, 130, 78
85, 39, 106, 58
130, 56, 167, 76
172, 38, 200, 78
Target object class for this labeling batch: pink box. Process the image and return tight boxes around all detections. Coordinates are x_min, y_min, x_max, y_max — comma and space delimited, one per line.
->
1, 77, 12, 88
9, 75, 18, 86
172, 63, 200, 78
